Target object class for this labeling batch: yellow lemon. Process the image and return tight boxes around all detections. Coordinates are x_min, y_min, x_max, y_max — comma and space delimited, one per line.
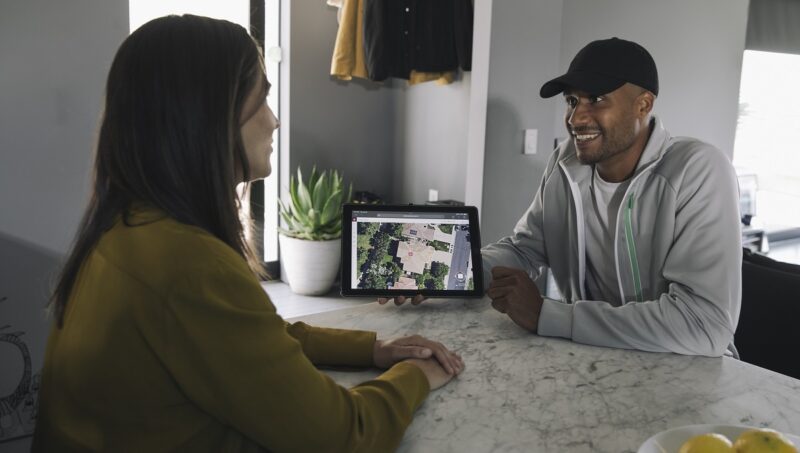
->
679, 433, 735, 453
733, 429, 798, 453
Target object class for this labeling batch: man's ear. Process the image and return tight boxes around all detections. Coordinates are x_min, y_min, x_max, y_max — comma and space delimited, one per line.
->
637, 91, 655, 117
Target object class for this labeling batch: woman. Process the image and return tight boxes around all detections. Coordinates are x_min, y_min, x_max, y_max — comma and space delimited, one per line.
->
33, 15, 463, 452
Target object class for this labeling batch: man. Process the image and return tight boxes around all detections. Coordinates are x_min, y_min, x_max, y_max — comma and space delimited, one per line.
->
386, 37, 742, 357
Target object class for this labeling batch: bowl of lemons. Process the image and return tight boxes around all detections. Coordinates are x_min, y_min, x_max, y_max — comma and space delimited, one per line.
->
638, 424, 799, 453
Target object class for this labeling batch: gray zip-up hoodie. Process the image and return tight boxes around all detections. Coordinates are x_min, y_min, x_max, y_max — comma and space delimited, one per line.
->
481, 116, 742, 357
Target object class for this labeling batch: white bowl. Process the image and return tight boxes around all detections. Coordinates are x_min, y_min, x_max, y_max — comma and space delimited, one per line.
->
638, 424, 800, 453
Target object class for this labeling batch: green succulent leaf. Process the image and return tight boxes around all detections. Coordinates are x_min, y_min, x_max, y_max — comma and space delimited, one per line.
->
297, 180, 313, 214
278, 200, 297, 230
278, 166, 349, 241
288, 175, 300, 212
292, 199, 311, 226
331, 171, 341, 195
312, 172, 327, 212
320, 189, 342, 225
308, 165, 319, 194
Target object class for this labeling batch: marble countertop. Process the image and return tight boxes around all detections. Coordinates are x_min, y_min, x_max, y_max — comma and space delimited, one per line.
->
288, 298, 800, 453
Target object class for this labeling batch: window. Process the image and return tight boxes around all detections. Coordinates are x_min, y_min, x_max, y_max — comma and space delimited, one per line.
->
130, 1, 249, 31
733, 50, 800, 228
130, 0, 281, 266
261, 0, 280, 263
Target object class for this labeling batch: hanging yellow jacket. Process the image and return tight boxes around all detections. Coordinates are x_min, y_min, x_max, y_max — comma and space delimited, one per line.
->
32, 205, 429, 452
330, 0, 455, 85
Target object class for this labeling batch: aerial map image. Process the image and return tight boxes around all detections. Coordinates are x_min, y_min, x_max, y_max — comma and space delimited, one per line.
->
355, 221, 474, 291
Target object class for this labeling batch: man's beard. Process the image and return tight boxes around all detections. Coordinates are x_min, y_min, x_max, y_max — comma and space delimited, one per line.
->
573, 120, 638, 165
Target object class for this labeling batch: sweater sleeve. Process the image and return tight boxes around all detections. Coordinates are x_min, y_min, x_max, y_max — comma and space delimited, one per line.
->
150, 255, 429, 452
285, 321, 376, 367
480, 148, 560, 288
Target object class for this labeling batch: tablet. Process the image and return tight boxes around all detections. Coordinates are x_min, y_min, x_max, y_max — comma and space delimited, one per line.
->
341, 204, 484, 297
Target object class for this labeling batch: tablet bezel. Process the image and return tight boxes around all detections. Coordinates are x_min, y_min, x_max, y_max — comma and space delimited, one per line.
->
341, 203, 484, 298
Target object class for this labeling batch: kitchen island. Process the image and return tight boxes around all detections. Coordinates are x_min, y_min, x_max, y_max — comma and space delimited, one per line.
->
288, 297, 800, 453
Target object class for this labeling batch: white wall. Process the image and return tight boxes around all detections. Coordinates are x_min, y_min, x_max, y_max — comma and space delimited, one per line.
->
558, 0, 749, 158
480, 0, 564, 244
392, 75, 471, 204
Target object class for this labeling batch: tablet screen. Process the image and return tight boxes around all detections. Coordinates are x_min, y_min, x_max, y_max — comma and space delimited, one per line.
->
341, 204, 484, 297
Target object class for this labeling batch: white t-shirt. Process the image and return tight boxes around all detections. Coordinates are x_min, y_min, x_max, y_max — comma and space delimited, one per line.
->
583, 167, 630, 304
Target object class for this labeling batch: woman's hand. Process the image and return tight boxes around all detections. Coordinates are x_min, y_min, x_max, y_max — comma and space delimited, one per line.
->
404, 358, 458, 390
373, 335, 463, 375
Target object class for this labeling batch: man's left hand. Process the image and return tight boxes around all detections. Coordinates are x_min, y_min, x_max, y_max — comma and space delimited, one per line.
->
487, 266, 544, 332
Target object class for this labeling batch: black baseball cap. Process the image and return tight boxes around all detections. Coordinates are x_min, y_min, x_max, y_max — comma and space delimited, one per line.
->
540, 37, 658, 98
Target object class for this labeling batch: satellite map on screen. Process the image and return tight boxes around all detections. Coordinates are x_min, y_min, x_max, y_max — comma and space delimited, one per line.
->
354, 220, 474, 291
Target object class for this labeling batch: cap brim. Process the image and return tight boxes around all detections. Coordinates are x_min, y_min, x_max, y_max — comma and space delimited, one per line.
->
539, 71, 627, 98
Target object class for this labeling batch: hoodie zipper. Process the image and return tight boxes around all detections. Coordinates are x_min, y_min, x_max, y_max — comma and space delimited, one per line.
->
623, 193, 644, 302
615, 137, 677, 303
613, 168, 653, 304
558, 127, 671, 305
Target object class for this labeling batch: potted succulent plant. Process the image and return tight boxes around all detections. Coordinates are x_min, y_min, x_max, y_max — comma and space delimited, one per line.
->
278, 166, 352, 295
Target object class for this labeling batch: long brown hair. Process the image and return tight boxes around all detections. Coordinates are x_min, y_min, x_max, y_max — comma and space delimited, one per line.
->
51, 15, 266, 326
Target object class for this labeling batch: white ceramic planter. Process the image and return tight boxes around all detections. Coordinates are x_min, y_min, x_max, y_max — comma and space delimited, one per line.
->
279, 234, 341, 296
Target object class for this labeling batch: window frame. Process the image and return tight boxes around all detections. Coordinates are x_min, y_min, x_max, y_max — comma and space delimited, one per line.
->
249, 0, 281, 278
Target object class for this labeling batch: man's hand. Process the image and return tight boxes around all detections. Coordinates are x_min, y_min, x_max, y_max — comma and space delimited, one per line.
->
487, 266, 544, 332
373, 334, 464, 374
377, 295, 426, 306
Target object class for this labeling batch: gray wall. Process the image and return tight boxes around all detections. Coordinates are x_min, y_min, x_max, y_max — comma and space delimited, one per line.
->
481, 0, 749, 245
392, 74, 472, 204
0, 233, 62, 449
0, 0, 128, 254
0, 1, 129, 450
285, 2, 397, 202
558, 0, 749, 159
480, 0, 564, 244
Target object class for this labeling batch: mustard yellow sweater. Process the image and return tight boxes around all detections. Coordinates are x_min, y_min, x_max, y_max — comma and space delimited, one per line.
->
33, 206, 429, 452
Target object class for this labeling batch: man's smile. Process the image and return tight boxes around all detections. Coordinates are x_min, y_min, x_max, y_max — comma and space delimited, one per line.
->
571, 129, 602, 147
574, 132, 600, 142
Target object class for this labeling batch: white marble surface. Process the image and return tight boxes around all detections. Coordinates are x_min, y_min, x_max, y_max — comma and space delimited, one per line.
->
288, 298, 800, 453
260, 281, 371, 319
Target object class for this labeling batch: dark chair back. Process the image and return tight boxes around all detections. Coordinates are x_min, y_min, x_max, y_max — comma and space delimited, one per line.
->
734, 248, 800, 380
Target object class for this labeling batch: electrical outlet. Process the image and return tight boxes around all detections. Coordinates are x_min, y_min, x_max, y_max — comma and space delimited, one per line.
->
428, 189, 439, 202
524, 129, 538, 155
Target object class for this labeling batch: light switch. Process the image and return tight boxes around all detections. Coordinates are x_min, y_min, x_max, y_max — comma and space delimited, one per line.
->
524, 129, 538, 155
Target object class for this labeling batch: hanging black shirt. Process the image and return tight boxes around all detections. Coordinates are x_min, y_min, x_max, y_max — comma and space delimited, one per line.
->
363, 0, 473, 82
